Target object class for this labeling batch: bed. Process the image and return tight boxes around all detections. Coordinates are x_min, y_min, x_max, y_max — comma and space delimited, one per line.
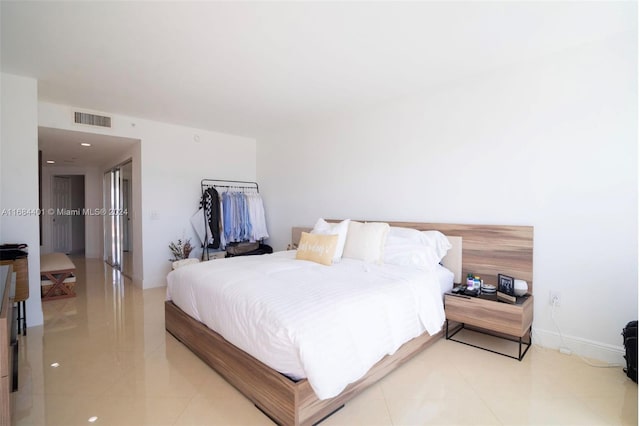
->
165, 221, 533, 425
40, 253, 77, 301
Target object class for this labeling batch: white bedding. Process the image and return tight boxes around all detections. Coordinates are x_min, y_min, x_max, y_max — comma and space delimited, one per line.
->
166, 251, 447, 400
435, 263, 455, 295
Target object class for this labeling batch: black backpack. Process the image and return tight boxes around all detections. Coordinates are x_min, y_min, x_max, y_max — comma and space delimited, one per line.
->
622, 321, 637, 382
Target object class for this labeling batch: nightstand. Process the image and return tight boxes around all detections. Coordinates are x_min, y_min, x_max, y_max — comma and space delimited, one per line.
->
444, 291, 533, 360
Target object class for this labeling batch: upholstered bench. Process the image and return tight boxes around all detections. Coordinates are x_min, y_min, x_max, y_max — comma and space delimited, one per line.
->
40, 253, 77, 301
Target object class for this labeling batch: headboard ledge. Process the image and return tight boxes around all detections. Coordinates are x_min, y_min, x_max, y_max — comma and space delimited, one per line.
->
291, 221, 533, 293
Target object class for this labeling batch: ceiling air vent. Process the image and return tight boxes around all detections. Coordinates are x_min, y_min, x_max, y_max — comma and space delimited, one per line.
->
74, 111, 112, 128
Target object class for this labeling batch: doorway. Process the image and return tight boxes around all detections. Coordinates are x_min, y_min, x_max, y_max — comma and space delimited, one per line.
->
39, 127, 141, 281
51, 175, 85, 254
104, 160, 133, 277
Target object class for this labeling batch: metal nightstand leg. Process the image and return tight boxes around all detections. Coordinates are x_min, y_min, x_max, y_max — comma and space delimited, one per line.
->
445, 321, 532, 361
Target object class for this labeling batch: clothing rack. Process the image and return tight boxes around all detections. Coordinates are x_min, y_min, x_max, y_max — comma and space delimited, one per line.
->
201, 179, 259, 194
200, 179, 261, 260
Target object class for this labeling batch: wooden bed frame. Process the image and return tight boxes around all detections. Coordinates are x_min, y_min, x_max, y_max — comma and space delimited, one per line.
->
165, 221, 533, 425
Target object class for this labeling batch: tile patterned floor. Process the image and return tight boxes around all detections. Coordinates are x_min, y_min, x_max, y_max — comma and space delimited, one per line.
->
11, 257, 638, 425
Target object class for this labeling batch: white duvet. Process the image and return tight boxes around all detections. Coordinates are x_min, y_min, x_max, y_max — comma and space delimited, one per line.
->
166, 251, 446, 400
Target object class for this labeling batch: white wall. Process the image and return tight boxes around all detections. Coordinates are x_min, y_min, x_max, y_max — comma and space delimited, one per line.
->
39, 102, 257, 289
257, 34, 637, 363
0, 73, 44, 327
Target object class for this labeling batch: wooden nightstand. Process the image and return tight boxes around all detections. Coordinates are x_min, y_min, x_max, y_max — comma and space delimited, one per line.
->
444, 291, 533, 360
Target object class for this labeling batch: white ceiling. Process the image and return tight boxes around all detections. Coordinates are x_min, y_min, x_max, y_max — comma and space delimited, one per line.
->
1, 1, 636, 142
38, 127, 138, 168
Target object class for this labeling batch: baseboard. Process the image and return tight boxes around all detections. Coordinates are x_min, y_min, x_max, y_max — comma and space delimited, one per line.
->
141, 275, 166, 289
532, 327, 626, 366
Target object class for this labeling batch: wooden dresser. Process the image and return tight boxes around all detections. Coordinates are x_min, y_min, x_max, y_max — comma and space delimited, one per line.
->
0, 265, 16, 426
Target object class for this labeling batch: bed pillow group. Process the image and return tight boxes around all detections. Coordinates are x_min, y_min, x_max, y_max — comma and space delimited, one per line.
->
299, 219, 451, 268
304, 218, 389, 265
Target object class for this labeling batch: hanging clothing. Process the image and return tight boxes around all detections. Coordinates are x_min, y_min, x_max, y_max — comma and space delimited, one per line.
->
245, 193, 269, 241
200, 188, 221, 249
219, 191, 268, 244
206, 188, 221, 249
200, 185, 268, 251
218, 193, 227, 249
222, 191, 234, 243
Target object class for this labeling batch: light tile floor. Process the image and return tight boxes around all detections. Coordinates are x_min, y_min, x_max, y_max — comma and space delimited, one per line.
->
12, 257, 638, 425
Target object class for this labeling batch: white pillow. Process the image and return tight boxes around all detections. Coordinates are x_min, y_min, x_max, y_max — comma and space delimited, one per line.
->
311, 218, 350, 262
384, 243, 440, 270
386, 226, 428, 246
342, 221, 390, 263
383, 227, 452, 267
421, 230, 452, 261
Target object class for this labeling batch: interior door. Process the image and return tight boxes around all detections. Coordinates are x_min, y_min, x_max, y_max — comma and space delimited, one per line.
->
52, 176, 71, 253
104, 160, 133, 275
120, 160, 133, 277
122, 179, 130, 252
104, 168, 122, 268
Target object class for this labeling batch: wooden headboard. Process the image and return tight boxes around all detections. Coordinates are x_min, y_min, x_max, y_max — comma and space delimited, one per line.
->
292, 221, 534, 294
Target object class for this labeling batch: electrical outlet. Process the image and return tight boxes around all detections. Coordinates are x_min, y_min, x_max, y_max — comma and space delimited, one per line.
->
549, 291, 561, 307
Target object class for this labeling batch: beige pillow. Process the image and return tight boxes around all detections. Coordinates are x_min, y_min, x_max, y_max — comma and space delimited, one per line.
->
295, 232, 338, 266
342, 221, 390, 263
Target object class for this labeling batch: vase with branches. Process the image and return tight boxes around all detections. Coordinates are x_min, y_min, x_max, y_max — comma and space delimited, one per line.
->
169, 238, 193, 261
